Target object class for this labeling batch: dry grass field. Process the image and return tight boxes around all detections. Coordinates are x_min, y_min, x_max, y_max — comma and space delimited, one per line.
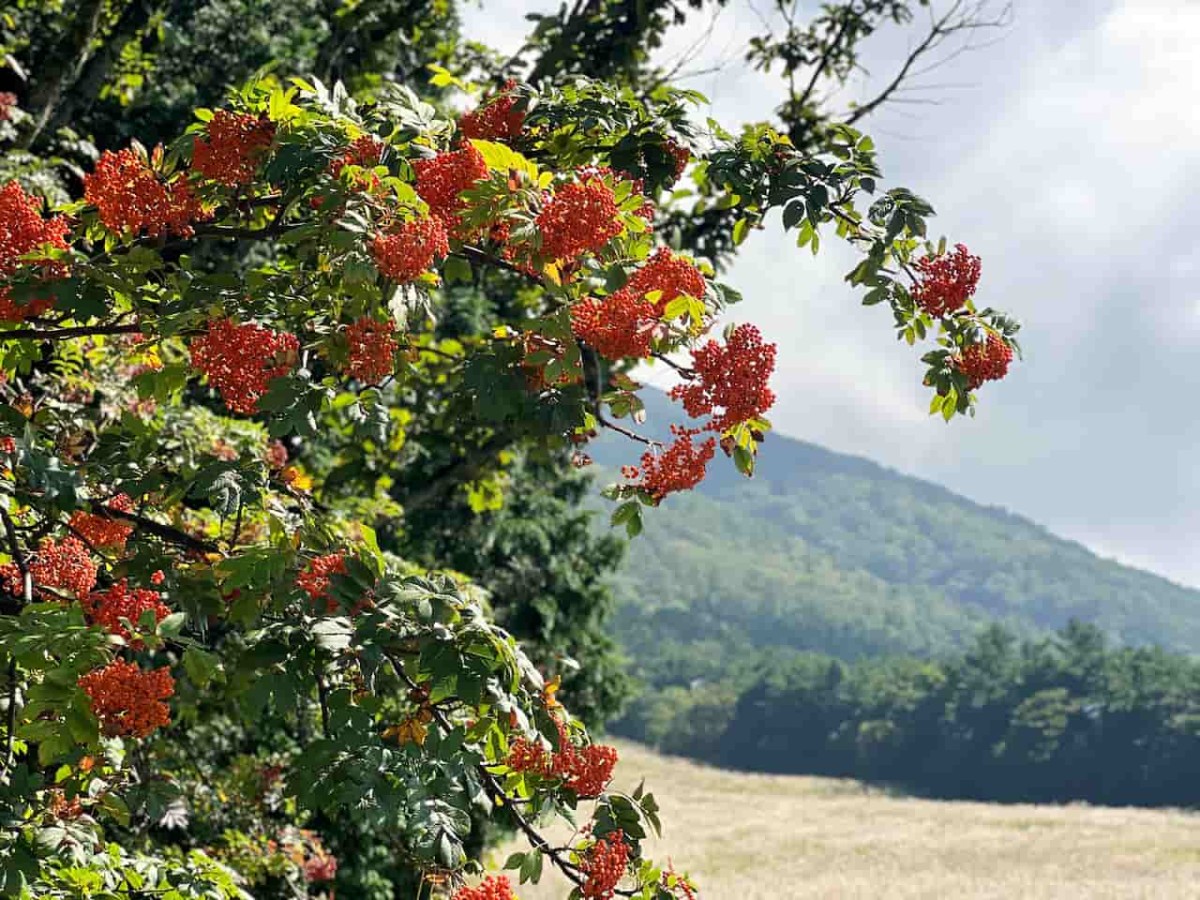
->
492, 740, 1200, 899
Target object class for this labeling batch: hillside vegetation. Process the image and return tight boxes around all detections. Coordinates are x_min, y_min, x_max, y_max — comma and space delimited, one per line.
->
590, 390, 1200, 664
500, 741, 1200, 900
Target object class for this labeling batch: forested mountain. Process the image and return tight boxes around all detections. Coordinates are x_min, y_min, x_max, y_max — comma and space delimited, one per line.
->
590, 390, 1200, 665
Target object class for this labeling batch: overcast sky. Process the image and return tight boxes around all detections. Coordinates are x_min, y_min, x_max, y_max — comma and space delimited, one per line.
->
462, 1, 1200, 588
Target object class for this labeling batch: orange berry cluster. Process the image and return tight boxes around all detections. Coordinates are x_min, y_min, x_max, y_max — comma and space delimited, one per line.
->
343, 317, 398, 384
78, 659, 174, 737
82, 579, 170, 644
190, 318, 299, 414
458, 81, 525, 143
570, 291, 658, 360
912, 243, 981, 317
414, 144, 489, 225
83, 148, 208, 237
0, 180, 70, 322
536, 173, 623, 263
68, 494, 135, 552
623, 426, 716, 503
956, 332, 1013, 390
191, 110, 275, 186
670, 323, 777, 432
625, 247, 705, 314
580, 830, 630, 900
453, 874, 515, 900
296, 552, 348, 612
507, 718, 618, 799
0, 536, 97, 599
369, 216, 449, 283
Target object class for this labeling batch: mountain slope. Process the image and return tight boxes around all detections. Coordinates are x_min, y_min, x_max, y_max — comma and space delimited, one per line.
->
589, 390, 1200, 662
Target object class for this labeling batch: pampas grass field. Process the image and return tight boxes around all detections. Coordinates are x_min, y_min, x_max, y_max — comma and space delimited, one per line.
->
491, 740, 1200, 899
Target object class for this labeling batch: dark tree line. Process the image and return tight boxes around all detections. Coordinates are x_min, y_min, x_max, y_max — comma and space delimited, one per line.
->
620, 621, 1200, 807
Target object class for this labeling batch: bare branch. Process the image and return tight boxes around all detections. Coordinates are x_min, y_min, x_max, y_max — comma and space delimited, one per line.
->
846, 1, 1013, 126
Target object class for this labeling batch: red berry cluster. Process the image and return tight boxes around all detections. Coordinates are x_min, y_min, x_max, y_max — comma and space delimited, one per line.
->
536, 173, 623, 263
296, 552, 348, 612
955, 332, 1013, 390
343, 317, 399, 384
68, 494, 135, 552
662, 865, 698, 900
0, 536, 97, 599
623, 426, 716, 503
453, 874, 515, 900
0, 180, 70, 322
570, 291, 658, 360
82, 579, 170, 644
414, 144, 489, 224
0, 93, 16, 121
459, 81, 524, 143
303, 849, 339, 883
78, 659, 174, 737
265, 440, 289, 469
665, 139, 690, 182
581, 830, 630, 900
84, 148, 209, 238
561, 742, 620, 798
369, 216, 449, 283
330, 135, 385, 193
626, 247, 706, 314
190, 318, 299, 415
912, 244, 981, 317
191, 110, 275, 186
670, 323, 776, 432
0, 436, 14, 455
508, 717, 619, 798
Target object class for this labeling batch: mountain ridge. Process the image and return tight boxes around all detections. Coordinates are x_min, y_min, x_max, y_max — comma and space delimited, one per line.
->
588, 389, 1200, 661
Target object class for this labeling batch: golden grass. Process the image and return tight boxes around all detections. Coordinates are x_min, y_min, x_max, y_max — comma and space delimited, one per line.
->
493, 740, 1200, 899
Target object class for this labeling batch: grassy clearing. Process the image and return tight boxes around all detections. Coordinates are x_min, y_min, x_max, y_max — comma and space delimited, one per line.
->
491, 740, 1200, 899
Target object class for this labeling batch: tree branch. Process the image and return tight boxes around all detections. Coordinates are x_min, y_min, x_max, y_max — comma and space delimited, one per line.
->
0, 322, 143, 343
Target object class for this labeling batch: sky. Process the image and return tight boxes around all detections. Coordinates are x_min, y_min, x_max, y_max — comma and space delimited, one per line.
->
460, 1, 1200, 588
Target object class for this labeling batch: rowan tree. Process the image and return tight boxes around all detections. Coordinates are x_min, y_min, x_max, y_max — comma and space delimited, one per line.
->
0, 2, 1019, 897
